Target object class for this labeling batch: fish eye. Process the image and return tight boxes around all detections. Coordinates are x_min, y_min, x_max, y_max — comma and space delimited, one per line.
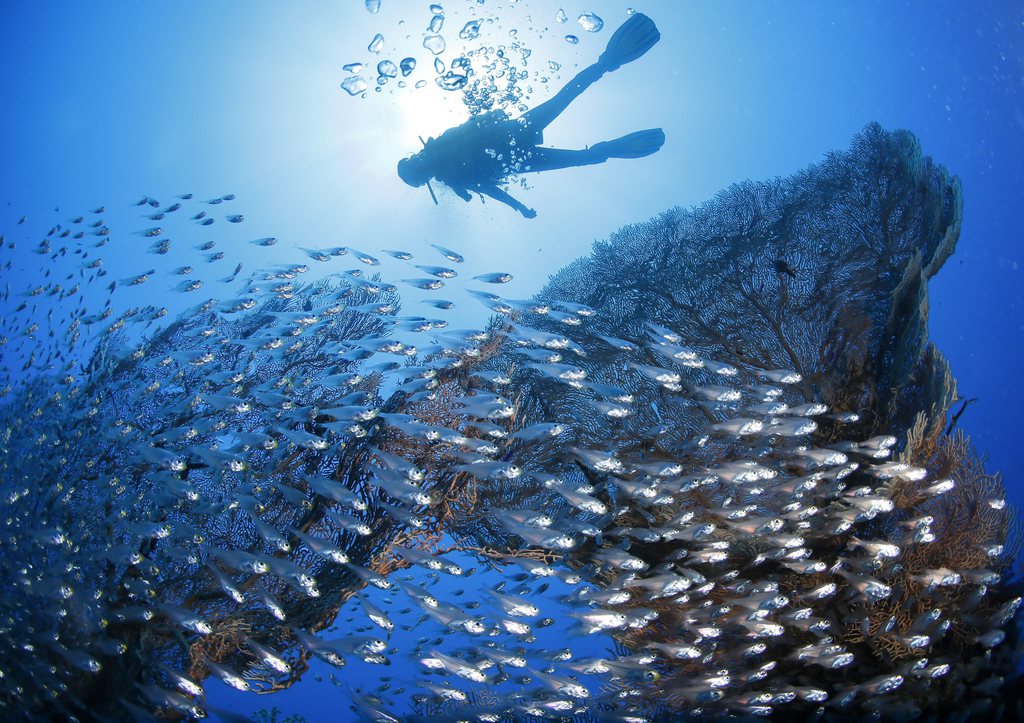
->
643, 670, 661, 682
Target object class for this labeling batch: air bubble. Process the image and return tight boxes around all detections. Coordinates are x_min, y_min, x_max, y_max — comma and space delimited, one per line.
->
578, 12, 604, 32
340, 76, 369, 96
423, 35, 446, 55
437, 72, 469, 91
459, 20, 482, 40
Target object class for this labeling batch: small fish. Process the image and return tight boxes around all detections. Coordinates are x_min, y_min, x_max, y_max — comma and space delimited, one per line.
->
420, 298, 455, 310
349, 248, 381, 266
360, 597, 394, 631
403, 278, 445, 290
430, 243, 464, 263
414, 264, 457, 278
245, 638, 290, 674
172, 279, 203, 293
775, 258, 797, 278
473, 272, 513, 284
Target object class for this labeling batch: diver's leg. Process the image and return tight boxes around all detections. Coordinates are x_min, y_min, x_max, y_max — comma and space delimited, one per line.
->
520, 14, 660, 133
523, 129, 665, 173
519, 62, 608, 132
521, 146, 608, 173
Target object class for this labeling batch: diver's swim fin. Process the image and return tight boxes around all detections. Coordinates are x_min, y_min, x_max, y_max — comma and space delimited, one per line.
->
592, 129, 666, 160
598, 13, 661, 71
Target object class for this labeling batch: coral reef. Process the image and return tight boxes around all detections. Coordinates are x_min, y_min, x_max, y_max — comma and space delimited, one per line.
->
0, 124, 1019, 721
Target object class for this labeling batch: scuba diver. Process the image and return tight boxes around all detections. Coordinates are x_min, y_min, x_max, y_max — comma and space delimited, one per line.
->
397, 12, 665, 219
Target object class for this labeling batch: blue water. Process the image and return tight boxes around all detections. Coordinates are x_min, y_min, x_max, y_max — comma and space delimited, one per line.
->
1, 1, 1021, 720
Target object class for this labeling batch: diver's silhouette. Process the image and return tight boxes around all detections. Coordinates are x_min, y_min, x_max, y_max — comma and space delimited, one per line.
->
397, 13, 665, 219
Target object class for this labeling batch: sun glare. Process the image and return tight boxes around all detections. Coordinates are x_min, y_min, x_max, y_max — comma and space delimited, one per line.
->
392, 82, 469, 153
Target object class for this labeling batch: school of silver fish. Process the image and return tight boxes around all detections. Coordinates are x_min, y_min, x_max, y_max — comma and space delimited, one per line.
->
0, 193, 1019, 722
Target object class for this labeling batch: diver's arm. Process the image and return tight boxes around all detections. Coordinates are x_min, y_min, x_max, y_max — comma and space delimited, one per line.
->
450, 186, 473, 202
475, 184, 537, 219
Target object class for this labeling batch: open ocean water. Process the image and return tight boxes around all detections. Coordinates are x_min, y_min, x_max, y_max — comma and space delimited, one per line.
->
1, 2, 1022, 721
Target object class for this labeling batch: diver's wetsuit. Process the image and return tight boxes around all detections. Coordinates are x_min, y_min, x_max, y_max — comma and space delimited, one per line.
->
416, 110, 544, 217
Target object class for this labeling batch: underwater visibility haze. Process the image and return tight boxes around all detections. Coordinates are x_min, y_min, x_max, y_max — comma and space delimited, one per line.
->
1, 1, 1023, 721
